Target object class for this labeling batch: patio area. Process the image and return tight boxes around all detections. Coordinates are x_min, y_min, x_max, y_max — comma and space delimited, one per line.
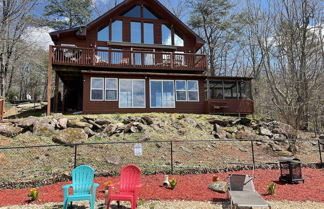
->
0, 168, 322, 208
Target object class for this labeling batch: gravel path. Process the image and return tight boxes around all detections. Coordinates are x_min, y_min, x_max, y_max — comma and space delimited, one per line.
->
1, 200, 324, 209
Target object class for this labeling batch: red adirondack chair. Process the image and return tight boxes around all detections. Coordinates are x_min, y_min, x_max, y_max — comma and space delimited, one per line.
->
107, 164, 142, 209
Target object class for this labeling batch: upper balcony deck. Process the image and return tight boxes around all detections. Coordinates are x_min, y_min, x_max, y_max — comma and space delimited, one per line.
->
50, 46, 207, 72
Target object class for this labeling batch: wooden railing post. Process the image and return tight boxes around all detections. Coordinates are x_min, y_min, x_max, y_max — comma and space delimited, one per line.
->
170, 52, 174, 69
47, 46, 53, 116
92, 48, 96, 66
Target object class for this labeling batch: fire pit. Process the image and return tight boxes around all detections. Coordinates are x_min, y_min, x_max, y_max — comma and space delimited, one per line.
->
279, 157, 304, 184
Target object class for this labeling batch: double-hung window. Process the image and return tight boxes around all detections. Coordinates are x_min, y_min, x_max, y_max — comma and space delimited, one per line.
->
91, 78, 104, 101
105, 78, 118, 101
150, 80, 175, 108
175, 80, 187, 101
187, 80, 199, 101
119, 79, 145, 108
175, 80, 199, 102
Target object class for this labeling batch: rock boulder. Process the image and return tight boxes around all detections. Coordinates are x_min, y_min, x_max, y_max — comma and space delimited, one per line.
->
208, 181, 228, 193
0, 123, 23, 137
53, 128, 88, 144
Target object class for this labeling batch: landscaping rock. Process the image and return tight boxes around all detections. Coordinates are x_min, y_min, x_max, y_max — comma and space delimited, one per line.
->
0, 123, 23, 137
68, 120, 93, 129
84, 127, 96, 137
208, 181, 228, 193
57, 118, 68, 129
141, 115, 155, 125
52, 128, 88, 145
213, 124, 227, 139
17, 116, 38, 129
33, 122, 56, 137
208, 118, 231, 126
103, 124, 118, 136
95, 119, 111, 126
259, 127, 273, 137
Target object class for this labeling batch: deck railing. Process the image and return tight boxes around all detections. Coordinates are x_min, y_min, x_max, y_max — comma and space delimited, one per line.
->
50, 45, 207, 71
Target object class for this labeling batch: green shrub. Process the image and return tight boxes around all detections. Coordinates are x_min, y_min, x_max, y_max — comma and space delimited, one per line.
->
266, 183, 276, 195
28, 188, 39, 201
169, 178, 177, 190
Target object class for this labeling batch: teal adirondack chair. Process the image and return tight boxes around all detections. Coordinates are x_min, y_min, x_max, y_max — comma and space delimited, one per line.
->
63, 165, 99, 209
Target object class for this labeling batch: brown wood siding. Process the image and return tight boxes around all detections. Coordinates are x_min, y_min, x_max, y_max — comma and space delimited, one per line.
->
206, 99, 254, 114
83, 74, 206, 114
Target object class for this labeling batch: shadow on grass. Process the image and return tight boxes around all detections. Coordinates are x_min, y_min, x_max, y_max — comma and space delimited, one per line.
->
5, 107, 46, 119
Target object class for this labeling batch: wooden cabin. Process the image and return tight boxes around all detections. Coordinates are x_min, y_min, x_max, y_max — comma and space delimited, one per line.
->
48, 0, 254, 115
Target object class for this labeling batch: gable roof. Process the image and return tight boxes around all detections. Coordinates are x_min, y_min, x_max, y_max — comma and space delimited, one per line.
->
50, 0, 205, 50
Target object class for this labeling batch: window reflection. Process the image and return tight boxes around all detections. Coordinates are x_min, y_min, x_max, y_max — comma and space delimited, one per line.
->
97, 46, 109, 63
111, 20, 123, 42
144, 23, 154, 44
162, 24, 172, 45
123, 5, 141, 18
131, 22, 141, 43
98, 26, 109, 41
143, 7, 158, 19
174, 32, 184, 46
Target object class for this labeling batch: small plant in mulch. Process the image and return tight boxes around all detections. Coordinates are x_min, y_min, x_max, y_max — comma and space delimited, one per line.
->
28, 188, 39, 202
266, 183, 276, 195
169, 178, 177, 190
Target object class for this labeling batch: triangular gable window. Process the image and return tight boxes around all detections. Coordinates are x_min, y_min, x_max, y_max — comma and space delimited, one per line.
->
143, 7, 158, 19
123, 5, 141, 18
123, 5, 158, 19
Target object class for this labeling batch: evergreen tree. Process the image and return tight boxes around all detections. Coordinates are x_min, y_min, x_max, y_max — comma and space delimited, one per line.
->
188, 0, 242, 76
43, 0, 94, 30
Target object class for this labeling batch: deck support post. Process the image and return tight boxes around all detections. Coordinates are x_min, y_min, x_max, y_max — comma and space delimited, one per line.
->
47, 46, 53, 116
62, 83, 65, 113
54, 72, 59, 113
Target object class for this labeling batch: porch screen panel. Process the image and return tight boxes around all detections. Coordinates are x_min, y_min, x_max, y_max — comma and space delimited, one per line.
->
224, 81, 238, 99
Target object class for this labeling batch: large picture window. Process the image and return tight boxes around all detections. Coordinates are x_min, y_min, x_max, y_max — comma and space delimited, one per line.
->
131, 22, 141, 43
91, 78, 104, 101
144, 23, 154, 44
150, 80, 175, 108
111, 20, 123, 42
162, 24, 172, 45
105, 78, 118, 101
119, 79, 145, 108
98, 26, 109, 41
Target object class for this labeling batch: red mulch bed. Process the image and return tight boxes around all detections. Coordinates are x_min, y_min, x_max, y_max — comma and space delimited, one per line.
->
0, 168, 323, 206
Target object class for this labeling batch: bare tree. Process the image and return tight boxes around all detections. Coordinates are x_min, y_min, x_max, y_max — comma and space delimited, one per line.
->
0, 0, 39, 98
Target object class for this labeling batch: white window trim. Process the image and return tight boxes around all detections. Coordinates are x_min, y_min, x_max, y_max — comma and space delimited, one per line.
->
105, 78, 118, 101
90, 77, 104, 101
175, 80, 187, 102
118, 79, 146, 108
150, 80, 175, 108
187, 80, 200, 102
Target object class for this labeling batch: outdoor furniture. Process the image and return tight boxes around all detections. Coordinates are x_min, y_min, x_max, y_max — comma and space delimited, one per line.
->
107, 164, 142, 209
62, 165, 99, 209
228, 174, 271, 209
279, 157, 304, 183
